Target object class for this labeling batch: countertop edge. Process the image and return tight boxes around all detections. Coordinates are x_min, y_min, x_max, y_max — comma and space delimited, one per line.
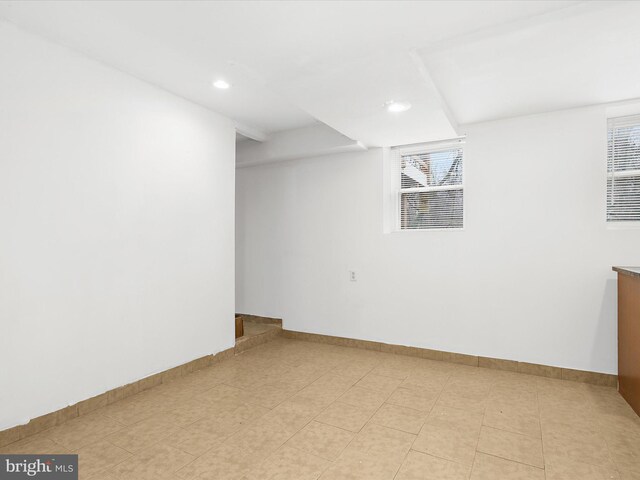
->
613, 266, 640, 278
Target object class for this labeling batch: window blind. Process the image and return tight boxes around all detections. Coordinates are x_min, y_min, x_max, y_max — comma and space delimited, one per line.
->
393, 139, 464, 230
607, 115, 640, 222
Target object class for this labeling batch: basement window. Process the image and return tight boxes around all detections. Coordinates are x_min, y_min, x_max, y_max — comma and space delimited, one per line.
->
391, 138, 465, 230
607, 115, 640, 223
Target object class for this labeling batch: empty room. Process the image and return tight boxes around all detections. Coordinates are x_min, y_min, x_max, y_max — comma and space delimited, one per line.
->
2, 1, 640, 479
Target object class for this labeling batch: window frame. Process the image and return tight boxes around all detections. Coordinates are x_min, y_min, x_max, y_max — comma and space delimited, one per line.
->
393, 138, 465, 232
606, 114, 640, 227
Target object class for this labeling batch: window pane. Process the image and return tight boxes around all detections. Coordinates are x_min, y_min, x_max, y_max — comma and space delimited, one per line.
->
607, 175, 640, 221
607, 116, 640, 222
400, 189, 463, 229
608, 124, 640, 172
401, 148, 463, 189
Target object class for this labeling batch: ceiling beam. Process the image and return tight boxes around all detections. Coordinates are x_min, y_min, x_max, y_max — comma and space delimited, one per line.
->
236, 122, 366, 167
419, 1, 611, 56
235, 123, 268, 142
409, 49, 459, 135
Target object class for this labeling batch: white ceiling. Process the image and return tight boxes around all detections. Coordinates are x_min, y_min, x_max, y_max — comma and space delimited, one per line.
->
420, 1, 640, 124
1, 1, 639, 149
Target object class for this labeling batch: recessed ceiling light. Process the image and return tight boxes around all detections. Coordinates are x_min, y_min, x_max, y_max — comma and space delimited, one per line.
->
385, 101, 411, 113
213, 79, 231, 89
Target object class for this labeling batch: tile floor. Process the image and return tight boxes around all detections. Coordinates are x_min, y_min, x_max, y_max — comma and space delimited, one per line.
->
2, 337, 640, 479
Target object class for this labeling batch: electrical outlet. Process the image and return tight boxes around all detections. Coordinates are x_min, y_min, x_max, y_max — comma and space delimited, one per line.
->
349, 270, 357, 282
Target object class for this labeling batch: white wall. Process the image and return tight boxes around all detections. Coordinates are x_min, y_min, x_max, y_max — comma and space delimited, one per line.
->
0, 22, 235, 430
237, 104, 640, 375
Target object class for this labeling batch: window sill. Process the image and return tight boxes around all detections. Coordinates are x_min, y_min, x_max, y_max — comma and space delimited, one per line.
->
606, 221, 640, 230
389, 227, 465, 233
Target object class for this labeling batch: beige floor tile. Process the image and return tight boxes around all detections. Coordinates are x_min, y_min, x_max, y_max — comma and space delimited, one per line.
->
245, 381, 299, 409
540, 405, 596, 432
601, 421, 640, 447
286, 421, 353, 461
489, 398, 539, 419
490, 384, 538, 406
343, 423, 415, 463
315, 401, 373, 433
176, 443, 262, 480
296, 384, 346, 408
483, 404, 541, 437
312, 373, 357, 391
370, 403, 427, 434
168, 397, 238, 427
100, 391, 169, 426
395, 450, 471, 480
620, 471, 640, 480
539, 397, 594, 419
166, 427, 227, 457
426, 405, 484, 431
371, 364, 412, 380
75, 439, 131, 478
276, 372, 322, 391
355, 373, 403, 395
545, 456, 620, 480
591, 395, 639, 423
597, 413, 640, 442
436, 390, 488, 413
539, 400, 593, 420
387, 387, 437, 413
8, 338, 640, 480
106, 414, 181, 453
88, 470, 120, 480
264, 397, 321, 431
401, 372, 450, 393
543, 422, 612, 467
197, 383, 252, 407
0, 433, 69, 454
226, 417, 297, 457
446, 376, 493, 394
540, 410, 600, 433
243, 445, 331, 480
45, 412, 124, 450
476, 426, 543, 468
412, 422, 480, 466
189, 402, 269, 439
224, 371, 271, 391
319, 451, 401, 480
607, 440, 640, 475
310, 374, 355, 392
338, 386, 388, 412
111, 443, 194, 480
492, 374, 538, 392
470, 453, 544, 480
331, 363, 376, 382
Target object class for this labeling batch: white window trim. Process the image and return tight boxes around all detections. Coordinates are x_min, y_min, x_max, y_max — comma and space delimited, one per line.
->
391, 138, 466, 232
